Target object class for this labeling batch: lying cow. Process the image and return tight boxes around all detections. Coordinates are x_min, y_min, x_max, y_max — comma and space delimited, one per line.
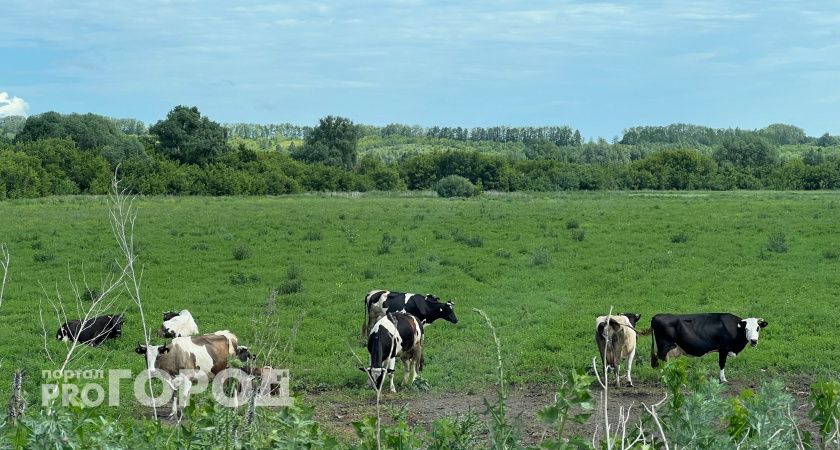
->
56, 314, 124, 346
158, 310, 199, 338
360, 312, 424, 392
595, 313, 641, 387
135, 332, 238, 417
362, 290, 458, 337
650, 313, 768, 383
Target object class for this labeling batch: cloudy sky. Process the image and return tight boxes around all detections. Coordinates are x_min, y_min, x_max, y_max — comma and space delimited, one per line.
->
1, 0, 838, 138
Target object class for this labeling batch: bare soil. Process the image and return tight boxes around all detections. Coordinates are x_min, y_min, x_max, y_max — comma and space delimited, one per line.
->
307, 377, 817, 445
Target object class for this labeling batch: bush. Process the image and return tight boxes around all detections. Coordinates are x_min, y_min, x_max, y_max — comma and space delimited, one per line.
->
362, 268, 377, 279
278, 278, 303, 295
377, 232, 397, 255
434, 175, 478, 198
565, 219, 579, 229
451, 229, 483, 247
823, 249, 839, 260
571, 228, 586, 242
33, 252, 55, 263
671, 232, 688, 243
304, 230, 322, 241
531, 247, 551, 266
766, 232, 788, 253
232, 244, 251, 260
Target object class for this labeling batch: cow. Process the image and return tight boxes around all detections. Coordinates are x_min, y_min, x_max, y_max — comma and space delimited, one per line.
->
362, 290, 458, 338
158, 310, 199, 338
650, 313, 768, 383
233, 347, 283, 396
595, 313, 641, 387
135, 332, 239, 417
56, 314, 124, 346
360, 312, 424, 393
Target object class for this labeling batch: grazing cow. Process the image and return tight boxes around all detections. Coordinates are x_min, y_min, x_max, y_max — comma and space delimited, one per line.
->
233, 348, 283, 396
360, 312, 424, 392
362, 290, 457, 337
650, 313, 768, 383
135, 333, 238, 417
56, 314, 124, 346
595, 313, 641, 387
158, 310, 199, 338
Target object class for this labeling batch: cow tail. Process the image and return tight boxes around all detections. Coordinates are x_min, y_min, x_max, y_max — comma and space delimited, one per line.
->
650, 329, 659, 368
637, 327, 652, 336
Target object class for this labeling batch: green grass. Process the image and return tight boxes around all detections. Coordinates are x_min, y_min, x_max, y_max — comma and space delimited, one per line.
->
1, 191, 840, 418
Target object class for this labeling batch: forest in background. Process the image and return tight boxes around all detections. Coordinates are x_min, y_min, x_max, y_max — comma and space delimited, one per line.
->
2, 108, 840, 199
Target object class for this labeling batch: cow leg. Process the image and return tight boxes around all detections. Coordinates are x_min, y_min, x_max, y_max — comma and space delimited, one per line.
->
615, 363, 621, 388
718, 352, 728, 383
626, 347, 636, 387
387, 358, 397, 393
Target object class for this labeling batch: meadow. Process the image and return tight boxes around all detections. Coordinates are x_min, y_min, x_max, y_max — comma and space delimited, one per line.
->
1, 191, 839, 419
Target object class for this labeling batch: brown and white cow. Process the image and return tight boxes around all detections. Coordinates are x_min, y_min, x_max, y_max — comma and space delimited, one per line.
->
135, 332, 239, 417
595, 313, 641, 387
360, 312, 424, 393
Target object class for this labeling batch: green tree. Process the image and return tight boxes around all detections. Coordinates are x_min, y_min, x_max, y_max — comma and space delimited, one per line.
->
714, 135, 778, 169
291, 116, 359, 170
149, 106, 229, 165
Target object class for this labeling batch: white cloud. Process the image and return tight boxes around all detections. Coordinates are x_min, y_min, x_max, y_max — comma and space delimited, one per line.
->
0, 91, 29, 117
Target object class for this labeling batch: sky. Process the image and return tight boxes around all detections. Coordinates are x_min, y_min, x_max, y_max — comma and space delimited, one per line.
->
1, 0, 839, 139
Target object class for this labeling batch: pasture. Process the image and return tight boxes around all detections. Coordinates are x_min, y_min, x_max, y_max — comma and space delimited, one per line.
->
1, 191, 839, 419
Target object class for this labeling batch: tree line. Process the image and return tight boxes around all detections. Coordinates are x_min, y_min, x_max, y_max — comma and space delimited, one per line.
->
1, 107, 839, 199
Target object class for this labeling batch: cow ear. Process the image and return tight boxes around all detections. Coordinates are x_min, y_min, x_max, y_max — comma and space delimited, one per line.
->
135, 345, 146, 355
738, 321, 744, 328
758, 319, 768, 328
358, 367, 367, 373
160, 345, 170, 354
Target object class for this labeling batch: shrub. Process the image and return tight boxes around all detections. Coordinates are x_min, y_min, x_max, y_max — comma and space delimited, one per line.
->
377, 232, 397, 255
435, 175, 478, 198
191, 242, 210, 251
232, 244, 250, 260
565, 219, 579, 229
451, 229, 483, 247
531, 247, 551, 266
278, 278, 303, 295
496, 248, 511, 259
417, 261, 430, 274
823, 249, 839, 260
571, 229, 586, 242
304, 230, 322, 241
33, 253, 55, 263
362, 268, 377, 279
286, 264, 301, 280
671, 232, 688, 243
766, 232, 788, 253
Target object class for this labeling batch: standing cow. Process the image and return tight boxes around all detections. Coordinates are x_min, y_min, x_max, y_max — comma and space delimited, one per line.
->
650, 313, 768, 383
362, 290, 458, 338
595, 313, 641, 387
56, 314, 124, 346
135, 332, 238, 417
360, 312, 424, 392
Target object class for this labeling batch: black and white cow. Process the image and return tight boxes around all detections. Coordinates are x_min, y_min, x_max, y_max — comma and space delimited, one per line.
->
360, 312, 424, 392
56, 314, 124, 346
158, 310, 199, 338
595, 313, 641, 387
650, 313, 768, 383
135, 333, 238, 417
362, 290, 458, 337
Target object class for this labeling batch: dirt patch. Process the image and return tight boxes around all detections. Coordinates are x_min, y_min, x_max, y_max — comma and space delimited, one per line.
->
307, 378, 817, 445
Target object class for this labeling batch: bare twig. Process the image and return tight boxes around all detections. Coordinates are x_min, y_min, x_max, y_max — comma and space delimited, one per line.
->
0, 243, 9, 309
642, 395, 670, 450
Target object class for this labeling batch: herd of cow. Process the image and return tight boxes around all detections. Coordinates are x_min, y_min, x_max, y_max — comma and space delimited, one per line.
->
361, 290, 769, 391
52, 290, 769, 415
55, 309, 271, 417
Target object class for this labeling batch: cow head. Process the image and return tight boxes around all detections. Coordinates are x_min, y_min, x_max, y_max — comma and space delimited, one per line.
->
158, 325, 176, 338
621, 313, 642, 328
162, 311, 180, 321
56, 325, 70, 342
135, 343, 170, 373
359, 367, 395, 390
235, 346, 255, 363
441, 300, 458, 324
738, 318, 768, 347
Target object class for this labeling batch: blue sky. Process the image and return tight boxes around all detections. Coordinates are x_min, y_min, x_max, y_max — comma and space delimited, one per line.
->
1, 0, 839, 139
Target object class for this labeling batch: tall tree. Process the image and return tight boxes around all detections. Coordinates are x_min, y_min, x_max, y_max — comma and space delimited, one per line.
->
290, 115, 359, 170
149, 106, 229, 165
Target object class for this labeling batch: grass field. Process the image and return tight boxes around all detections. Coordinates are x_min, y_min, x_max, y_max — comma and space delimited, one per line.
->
1, 191, 839, 418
